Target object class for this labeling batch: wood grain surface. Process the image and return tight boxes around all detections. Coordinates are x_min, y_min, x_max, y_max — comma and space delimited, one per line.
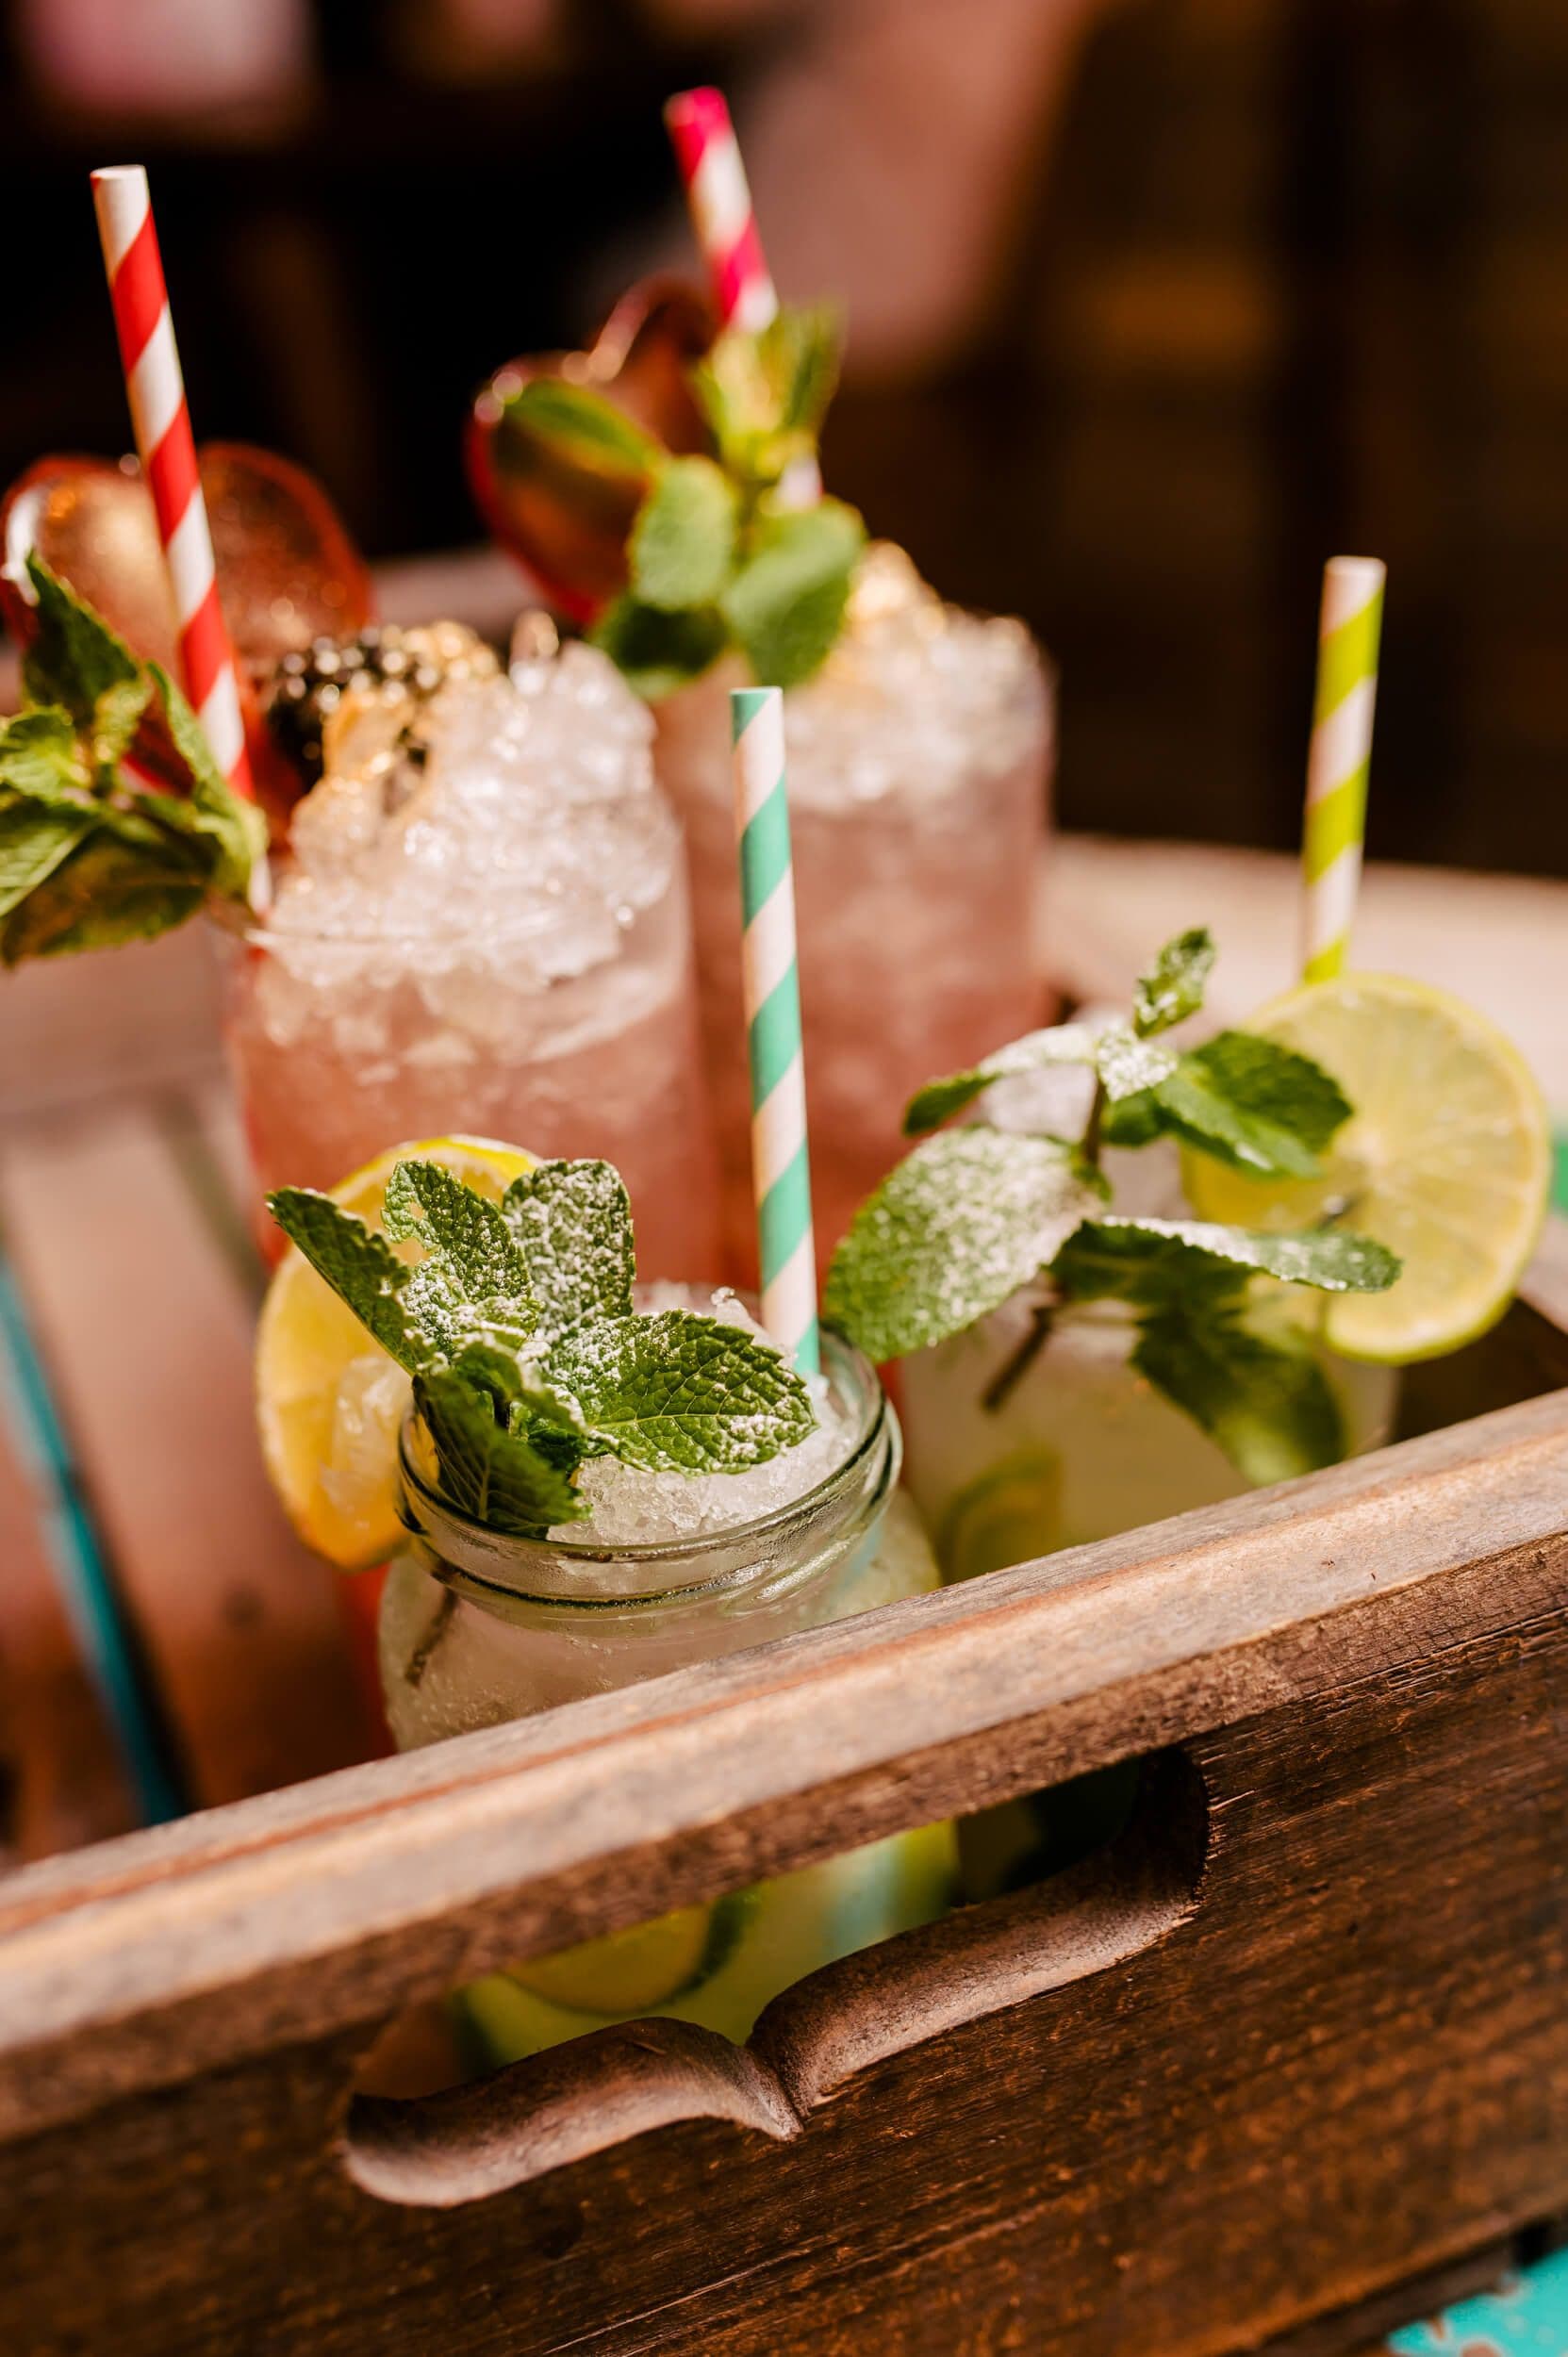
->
0, 1374, 1563, 2355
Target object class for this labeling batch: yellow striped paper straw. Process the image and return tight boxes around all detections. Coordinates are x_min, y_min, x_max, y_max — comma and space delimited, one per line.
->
1301, 555, 1386, 982
732, 685, 819, 1374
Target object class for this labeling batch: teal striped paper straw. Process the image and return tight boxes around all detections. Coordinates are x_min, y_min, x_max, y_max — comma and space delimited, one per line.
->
731, 686, 819, 1374
1302, 555, 1385, 982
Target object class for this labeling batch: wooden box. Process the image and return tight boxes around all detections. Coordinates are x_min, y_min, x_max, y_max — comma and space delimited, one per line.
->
1, 1218, 1565, 2350
0, 858, 1564, 2355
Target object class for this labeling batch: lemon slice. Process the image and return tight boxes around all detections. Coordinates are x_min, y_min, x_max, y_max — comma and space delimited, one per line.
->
937, 1450, 1063, 1583
256, 1134, 537, 1568
499, 1892, 755, 2020
1180, 975, 1550, 1363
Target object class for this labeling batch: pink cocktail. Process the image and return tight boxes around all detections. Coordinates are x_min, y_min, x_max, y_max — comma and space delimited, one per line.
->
222, 627, 721, 1282
655, 546, 1052, 1275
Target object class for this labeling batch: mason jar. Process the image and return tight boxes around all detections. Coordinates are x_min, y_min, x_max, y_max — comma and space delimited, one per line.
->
380, 1324, 958, 2059
900, 1290, 1401, 1584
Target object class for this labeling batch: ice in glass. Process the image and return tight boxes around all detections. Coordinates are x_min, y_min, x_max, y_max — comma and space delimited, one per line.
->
223, 623, 720, 1279
656, 545, 1052, 1270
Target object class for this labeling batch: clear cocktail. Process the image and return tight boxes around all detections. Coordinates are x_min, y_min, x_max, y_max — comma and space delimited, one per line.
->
223, 626, 720, 1280
900, 1291, 1398, 1582
656, 546, 1051, 1272
380, 1295, 955, 2056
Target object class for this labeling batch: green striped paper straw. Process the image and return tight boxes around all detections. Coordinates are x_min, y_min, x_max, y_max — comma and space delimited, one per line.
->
732, 685, 819, 1374
1302, 555, 1385, 982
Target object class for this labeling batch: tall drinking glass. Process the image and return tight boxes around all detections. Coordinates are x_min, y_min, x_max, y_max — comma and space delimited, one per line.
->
655, 547, 1052, 1274
221, 633, 721, 1281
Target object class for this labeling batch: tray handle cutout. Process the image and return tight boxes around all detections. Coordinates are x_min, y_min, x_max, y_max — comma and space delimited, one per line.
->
344, 1746, 1207, 2211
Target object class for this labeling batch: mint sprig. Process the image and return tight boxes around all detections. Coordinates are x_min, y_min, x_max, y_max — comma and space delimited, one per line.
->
270, 1157, 815, 1532
826, 929, 1403, 1486
0, 558, 265, 964
503, 305, 867, 696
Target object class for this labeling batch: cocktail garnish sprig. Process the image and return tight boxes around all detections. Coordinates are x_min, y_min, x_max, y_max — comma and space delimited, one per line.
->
269, 1158, 816, 1536
825, 930, 1403, 1485
0, 557, 266, 961
503, 306, 867, 697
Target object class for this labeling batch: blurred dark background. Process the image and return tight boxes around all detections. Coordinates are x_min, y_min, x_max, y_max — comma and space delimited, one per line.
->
2, 0, 1564, 874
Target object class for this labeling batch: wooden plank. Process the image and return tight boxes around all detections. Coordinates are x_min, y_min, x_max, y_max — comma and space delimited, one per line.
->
0, 1392, 134, 1865
0, 1104, 370, 1814
0, 1378, 1561, 2353
0, 926, 224, 1123
1044, 836, 1568, 1105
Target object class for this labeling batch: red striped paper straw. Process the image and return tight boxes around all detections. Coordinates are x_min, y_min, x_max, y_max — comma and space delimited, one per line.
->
665, 89, 779, 334
91, 166, 256, 808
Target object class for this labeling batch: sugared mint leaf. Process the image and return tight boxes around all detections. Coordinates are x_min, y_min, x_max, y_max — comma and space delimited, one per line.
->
1093, 1023, 1180, 1103
543, 1311, 815, 1474
386, 1159, 536, 1360
502, 1160, 635, 1338
825, 1129, 1101, 1363
267, 1189, 421, 1371
1132, 928, 1215, 1036
630, 457, 737, 613
413, 1365, 586, 1534
1053, 1215, 1399, 1307
23, 556, 150, 769
903, 1023, 1102, 1135
1133, 1306, 1346, 1484
503, 379, 662, 478
1172, 1031, 1351, 1167
721, 499, 867, 690
589, 596, 727, 699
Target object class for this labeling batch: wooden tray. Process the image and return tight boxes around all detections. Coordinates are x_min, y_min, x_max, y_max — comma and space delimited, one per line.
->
0, 1264, 1564, 2349
0, 847, 1565, 2353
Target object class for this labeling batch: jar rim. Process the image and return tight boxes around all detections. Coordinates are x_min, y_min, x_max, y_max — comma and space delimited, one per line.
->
394, 1325, 894, 1604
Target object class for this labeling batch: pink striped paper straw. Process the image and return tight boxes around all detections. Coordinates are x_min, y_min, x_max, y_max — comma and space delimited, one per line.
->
665, 88, 779, 334
91, 165, 256, 807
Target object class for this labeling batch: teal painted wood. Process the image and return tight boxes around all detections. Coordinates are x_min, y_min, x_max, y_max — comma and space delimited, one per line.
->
1387, 2249, 1568, 2354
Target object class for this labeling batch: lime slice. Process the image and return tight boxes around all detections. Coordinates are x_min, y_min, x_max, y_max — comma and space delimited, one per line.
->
255, 1134, 538, 1568
503, 1891, 755, 2018
1180, 975, 1550, 1363
937, 1449, 1063, 1583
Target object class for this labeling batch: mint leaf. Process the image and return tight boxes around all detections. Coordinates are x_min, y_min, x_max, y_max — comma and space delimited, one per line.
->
543, 1311, 815, 1474
267, 1189, 421, 1370
722, 500, 867, 690
0, 708, 91, 800
763, 305, 843, 438
629, 457, 737, 613
385, 1159, 536, 1360
0, 831, 204, 964
503, 379, 662, 478
1173, 1031, 1350, 1166
23, 557, 150, 768
825, 1129, 1100, 1362
413, 1366, 586, 1534
1132, 928, 1215, 1036
147, 662, 267, 901
1093, 1023, 1180, 1103
502, 1160, 635, 1338
1133, 1306, 1346, 1484
589, 596, 727, 698
0, 800, 98, 917
1053, 1215, 1400, 1307
903, 1023, 1102, 1135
